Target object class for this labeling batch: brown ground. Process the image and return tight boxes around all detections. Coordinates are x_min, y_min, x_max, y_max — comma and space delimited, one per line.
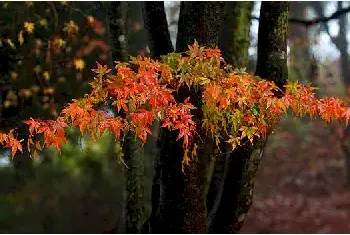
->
241, 119, 350, 233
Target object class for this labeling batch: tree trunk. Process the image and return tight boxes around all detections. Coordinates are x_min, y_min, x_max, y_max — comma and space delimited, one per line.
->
288, 2, 312, 83
123, 134, 146, 233
143, 2, 225, 233
218, 1, 253, 68
107, 2, 146, 233
178, 2, 225, 233
140, 2, 175, 233
206, 2, 253, 233
176, 2, 225, 51
209, 2, 289, 233
142, 1, 174, 59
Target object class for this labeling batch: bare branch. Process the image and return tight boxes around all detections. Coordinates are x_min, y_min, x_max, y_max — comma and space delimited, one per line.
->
252, 5, 350, 28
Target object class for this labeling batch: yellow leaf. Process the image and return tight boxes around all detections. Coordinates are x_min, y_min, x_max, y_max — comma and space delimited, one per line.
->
43, 71, 50, 81
3, 2, 8, 9
38, 19, 48, 27
63, 20, 79, 34
3, 100, 11, 108
74, 58, 85, 71
10, 71, 18, 80
34, 65, 42, 74
6, 39, 15, 49
24, 22, 35, 34
18, 30, 24, 45
53, 38, 66, 48
87, 16, 95, 25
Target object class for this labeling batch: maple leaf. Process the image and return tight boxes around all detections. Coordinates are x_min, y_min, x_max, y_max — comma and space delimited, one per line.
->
24, 22, 35, 33
344, 107, 350, 126
24, 117, 42, 135
9, 139, 23, 159
91, 62, 111, 75
63, 20, 79, 34
74, 58, 85, 71
18, 30, 24, 45
53, 38, 66, 48
43, 71, 50, 81
205, 47, 221, 60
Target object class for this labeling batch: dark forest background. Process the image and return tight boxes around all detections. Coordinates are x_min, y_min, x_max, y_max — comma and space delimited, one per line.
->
0, 1, 350, 233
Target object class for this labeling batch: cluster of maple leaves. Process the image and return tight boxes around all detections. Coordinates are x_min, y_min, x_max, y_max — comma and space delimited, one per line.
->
1, 42, 350, 164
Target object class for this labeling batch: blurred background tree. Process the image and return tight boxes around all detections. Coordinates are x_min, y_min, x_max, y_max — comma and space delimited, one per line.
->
2, 1, 350, 233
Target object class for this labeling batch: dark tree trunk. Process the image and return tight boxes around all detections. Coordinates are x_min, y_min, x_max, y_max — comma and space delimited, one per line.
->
143, 2, 225, 233
256, 2, 289, 89
141, 2, 175, 233
208, 2, 289, 233
176, 2, 225, 233
123, 134, 146, 233
107, 2, 127, 63
107, 2, 147, 233
142, 1, 174, 59
176, 2, 225, 52
207, 2, 253, 233
218, 1, 253, 67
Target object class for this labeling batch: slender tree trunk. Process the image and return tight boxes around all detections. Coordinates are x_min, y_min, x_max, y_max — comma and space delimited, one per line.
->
107, 2, 146, 233
177, 2, 224, 233
206, 2, 253, 233
176, 2, 225, 51
288, 2, 312, 83
141, 2, 175, 233
142, 1, 174, 59
218, 1, 253, 67
209, 2, 289, 233
143, 2, 225, 233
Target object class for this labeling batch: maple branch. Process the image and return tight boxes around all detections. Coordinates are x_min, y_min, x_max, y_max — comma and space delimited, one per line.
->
252, 5, 350, 27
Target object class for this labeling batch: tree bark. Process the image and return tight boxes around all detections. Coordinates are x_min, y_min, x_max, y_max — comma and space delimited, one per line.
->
209, 2, 289, 233
207, 2, 253, 233
142, 2, 174, 59
218, 1, 253, 68
141, 2, 175, 233
177, 2, 225, 233
107, 2, 147, 233
288, 2, 313, 83
176, 2, 225, 52
143, 2, 225, 233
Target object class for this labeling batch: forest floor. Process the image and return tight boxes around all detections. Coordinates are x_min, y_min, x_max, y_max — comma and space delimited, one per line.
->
241, 119, 350, 233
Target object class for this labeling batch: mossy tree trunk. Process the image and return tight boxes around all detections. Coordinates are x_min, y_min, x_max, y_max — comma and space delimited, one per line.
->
142, 1, 289, 234
143, 2, 225, 233
176, 2, 225, 233
206, 2, 253, 233
142, 1, 174, 59
218, 1, 253, 67
107, 2, 147, 233
141, 2, 175, 234
208, 2, 289, 233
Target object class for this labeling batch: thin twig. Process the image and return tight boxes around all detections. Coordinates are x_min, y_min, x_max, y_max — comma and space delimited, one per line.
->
252, 5, 350, 27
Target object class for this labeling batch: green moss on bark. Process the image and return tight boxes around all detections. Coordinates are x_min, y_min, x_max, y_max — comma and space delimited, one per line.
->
256, 2, 289, 89
219, 2, 253, 68
123, 134, 145, 234
208, 2, 289, 233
